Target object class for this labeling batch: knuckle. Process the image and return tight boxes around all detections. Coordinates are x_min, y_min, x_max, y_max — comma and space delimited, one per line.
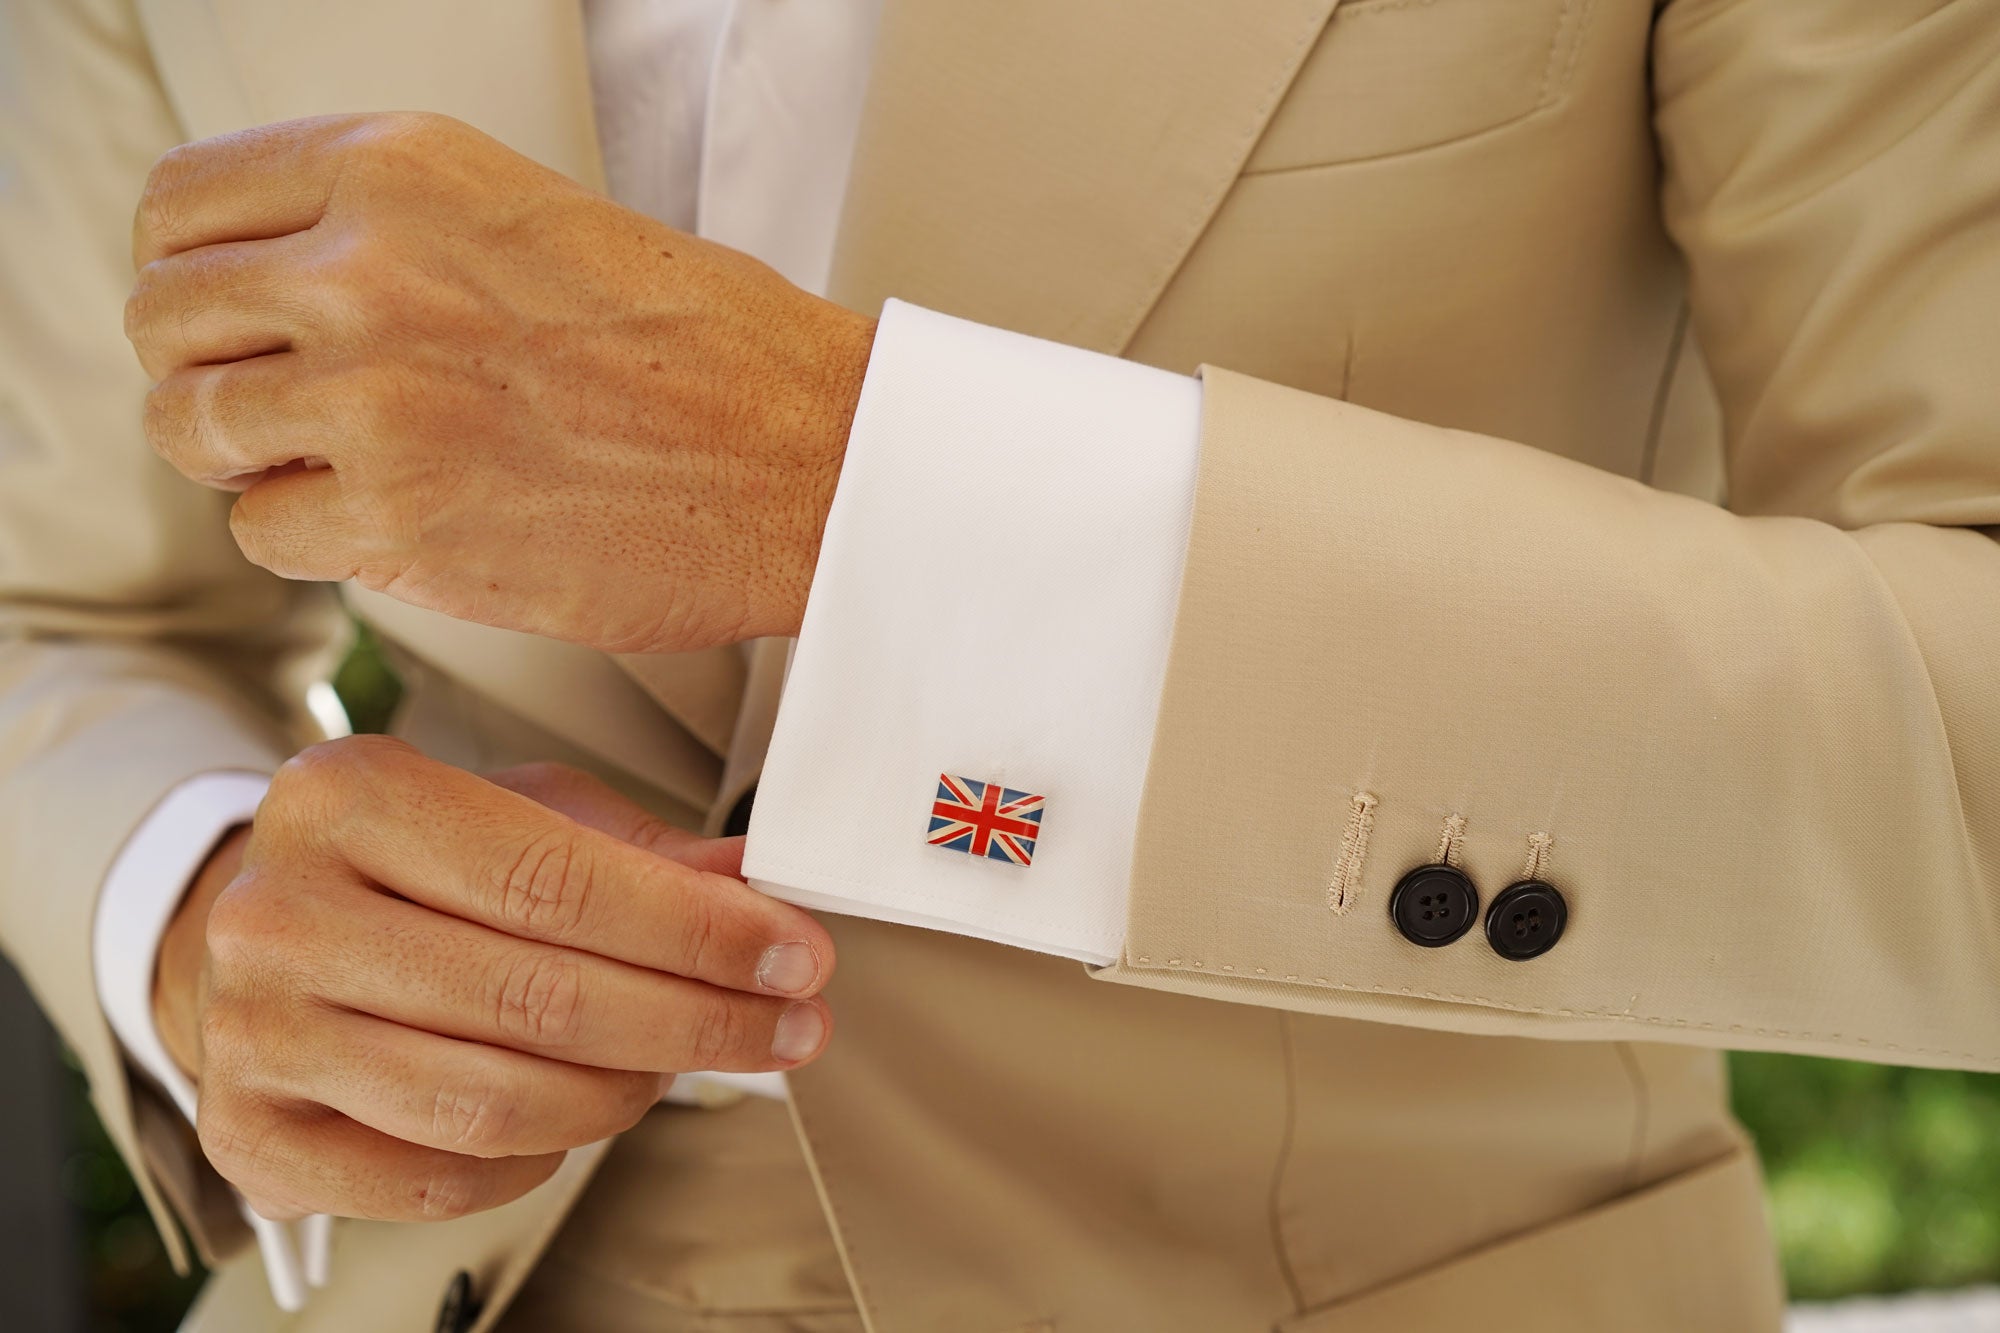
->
683, 996, 747, 1071
409, 1163, 486, 1221
196, 1099, 278, 1186
141, 377, 196, 463
339, 112, 456, 189
625, 811, 692, 858
226, 495, 278, 572
135, 145, 197, 249
319, 226, 397, 306
490, 949, 586, 1048
496, 830, 595, 942
269, 736, 413, 825
677, 896, 725, 980
369, 110, 458, 151
123, 273, 162, 350
203, 877, 280, 967
429, 1071, 516, 1158
195, 992, 247, 1067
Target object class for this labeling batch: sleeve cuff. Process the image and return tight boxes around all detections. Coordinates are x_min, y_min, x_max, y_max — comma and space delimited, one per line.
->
741, 300, 1202, 965
92, 770, 269, 1125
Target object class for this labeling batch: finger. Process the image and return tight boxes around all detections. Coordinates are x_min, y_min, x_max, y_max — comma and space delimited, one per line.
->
230, 463, 379, 581
485, 763, 745, 875
299, 883, 830, 1070
133, 116, 372, 267
278, 744, 833, 996
198, 1093, 564, 1224
263, 1008, 657, 1158
126, 234, 318, 380
145, 355, 345, 490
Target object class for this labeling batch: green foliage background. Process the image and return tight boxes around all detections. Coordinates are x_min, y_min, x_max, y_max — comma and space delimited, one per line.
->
1734, 1054, 2000, 1299
57, 631, 2000, 1328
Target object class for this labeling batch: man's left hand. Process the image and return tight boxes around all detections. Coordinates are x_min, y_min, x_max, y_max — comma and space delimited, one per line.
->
126, 112, 875, 654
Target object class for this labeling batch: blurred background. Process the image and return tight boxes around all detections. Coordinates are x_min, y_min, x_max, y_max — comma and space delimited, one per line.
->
4, 628, 1998, 1331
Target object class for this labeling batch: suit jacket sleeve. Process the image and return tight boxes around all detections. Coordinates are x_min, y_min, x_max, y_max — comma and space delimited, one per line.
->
1096, 0, 2000, 1071
0, 0, 343, 1266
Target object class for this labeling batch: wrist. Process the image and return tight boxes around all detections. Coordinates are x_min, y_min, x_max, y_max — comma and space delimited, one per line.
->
152, 824, 251, 1081
755, 304, 877, 640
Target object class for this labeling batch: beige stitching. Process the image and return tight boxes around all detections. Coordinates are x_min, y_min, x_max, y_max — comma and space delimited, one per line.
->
1523, 832, 1553, 882
1328, 791, 1378, 913
1435, 813, 1468, 869
1118, 959, 1984, 1062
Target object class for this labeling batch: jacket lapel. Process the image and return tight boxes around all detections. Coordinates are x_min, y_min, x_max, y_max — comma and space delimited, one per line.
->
828, 0, 1342, 354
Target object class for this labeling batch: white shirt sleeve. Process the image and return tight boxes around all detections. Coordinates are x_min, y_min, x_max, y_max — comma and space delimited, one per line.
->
92, 772, 340, 1312
92, 770, 271, 1127
741, 300, 1203, 966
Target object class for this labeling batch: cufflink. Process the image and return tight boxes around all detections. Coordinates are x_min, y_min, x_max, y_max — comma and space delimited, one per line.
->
928, 774, 1044, 865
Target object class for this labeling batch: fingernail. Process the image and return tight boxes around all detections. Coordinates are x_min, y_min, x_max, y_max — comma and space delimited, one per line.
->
771, 1003, 825, 1064
756, 941, 819, 996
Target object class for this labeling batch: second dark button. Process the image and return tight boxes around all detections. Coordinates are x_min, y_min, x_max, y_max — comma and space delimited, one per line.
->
1390, 864, 1479, 947
1485, 880, 1568, 960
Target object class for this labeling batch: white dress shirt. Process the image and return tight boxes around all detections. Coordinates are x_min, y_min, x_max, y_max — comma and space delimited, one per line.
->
90, 0, 1203, 1307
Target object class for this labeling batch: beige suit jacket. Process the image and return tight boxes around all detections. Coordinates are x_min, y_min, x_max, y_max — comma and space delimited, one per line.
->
6, 0, 1996, 1327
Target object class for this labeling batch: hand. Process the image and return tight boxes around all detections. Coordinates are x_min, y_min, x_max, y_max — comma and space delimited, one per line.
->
151, 738, 834, 1223
125, 112, 876, 654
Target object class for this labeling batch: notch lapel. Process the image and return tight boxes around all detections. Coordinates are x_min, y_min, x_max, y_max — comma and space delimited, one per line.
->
829, 0, 1341, 354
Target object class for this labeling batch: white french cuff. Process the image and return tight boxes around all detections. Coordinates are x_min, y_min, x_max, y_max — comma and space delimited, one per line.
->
89, 771, 329, 1311
743, 300, 1203, 966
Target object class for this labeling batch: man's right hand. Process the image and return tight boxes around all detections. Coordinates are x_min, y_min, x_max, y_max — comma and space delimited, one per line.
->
150, 737, 834, 1224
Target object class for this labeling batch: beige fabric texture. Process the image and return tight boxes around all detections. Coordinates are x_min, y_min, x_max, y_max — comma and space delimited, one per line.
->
5, 0, 1992, 1327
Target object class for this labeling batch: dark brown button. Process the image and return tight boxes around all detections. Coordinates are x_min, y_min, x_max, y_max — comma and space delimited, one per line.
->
436, 1270, 481, 1333
1389, 865, 1479, 947
1485, 880, 1568, 960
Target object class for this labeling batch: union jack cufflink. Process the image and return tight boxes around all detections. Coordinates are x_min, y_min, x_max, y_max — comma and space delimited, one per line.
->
928, 774, 1044, 866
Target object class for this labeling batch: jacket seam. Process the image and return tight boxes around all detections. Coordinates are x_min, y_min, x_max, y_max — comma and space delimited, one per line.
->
1637, 301, 1692, 486
1612, 1042, 1652, 1193
785, 1086, 886, 1333
1120, 958, 1987, 1062
1268, 1012, 1308, 1315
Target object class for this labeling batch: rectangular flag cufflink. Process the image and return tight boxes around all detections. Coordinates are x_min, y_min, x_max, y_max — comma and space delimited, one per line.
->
929, 774, 1044, 866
